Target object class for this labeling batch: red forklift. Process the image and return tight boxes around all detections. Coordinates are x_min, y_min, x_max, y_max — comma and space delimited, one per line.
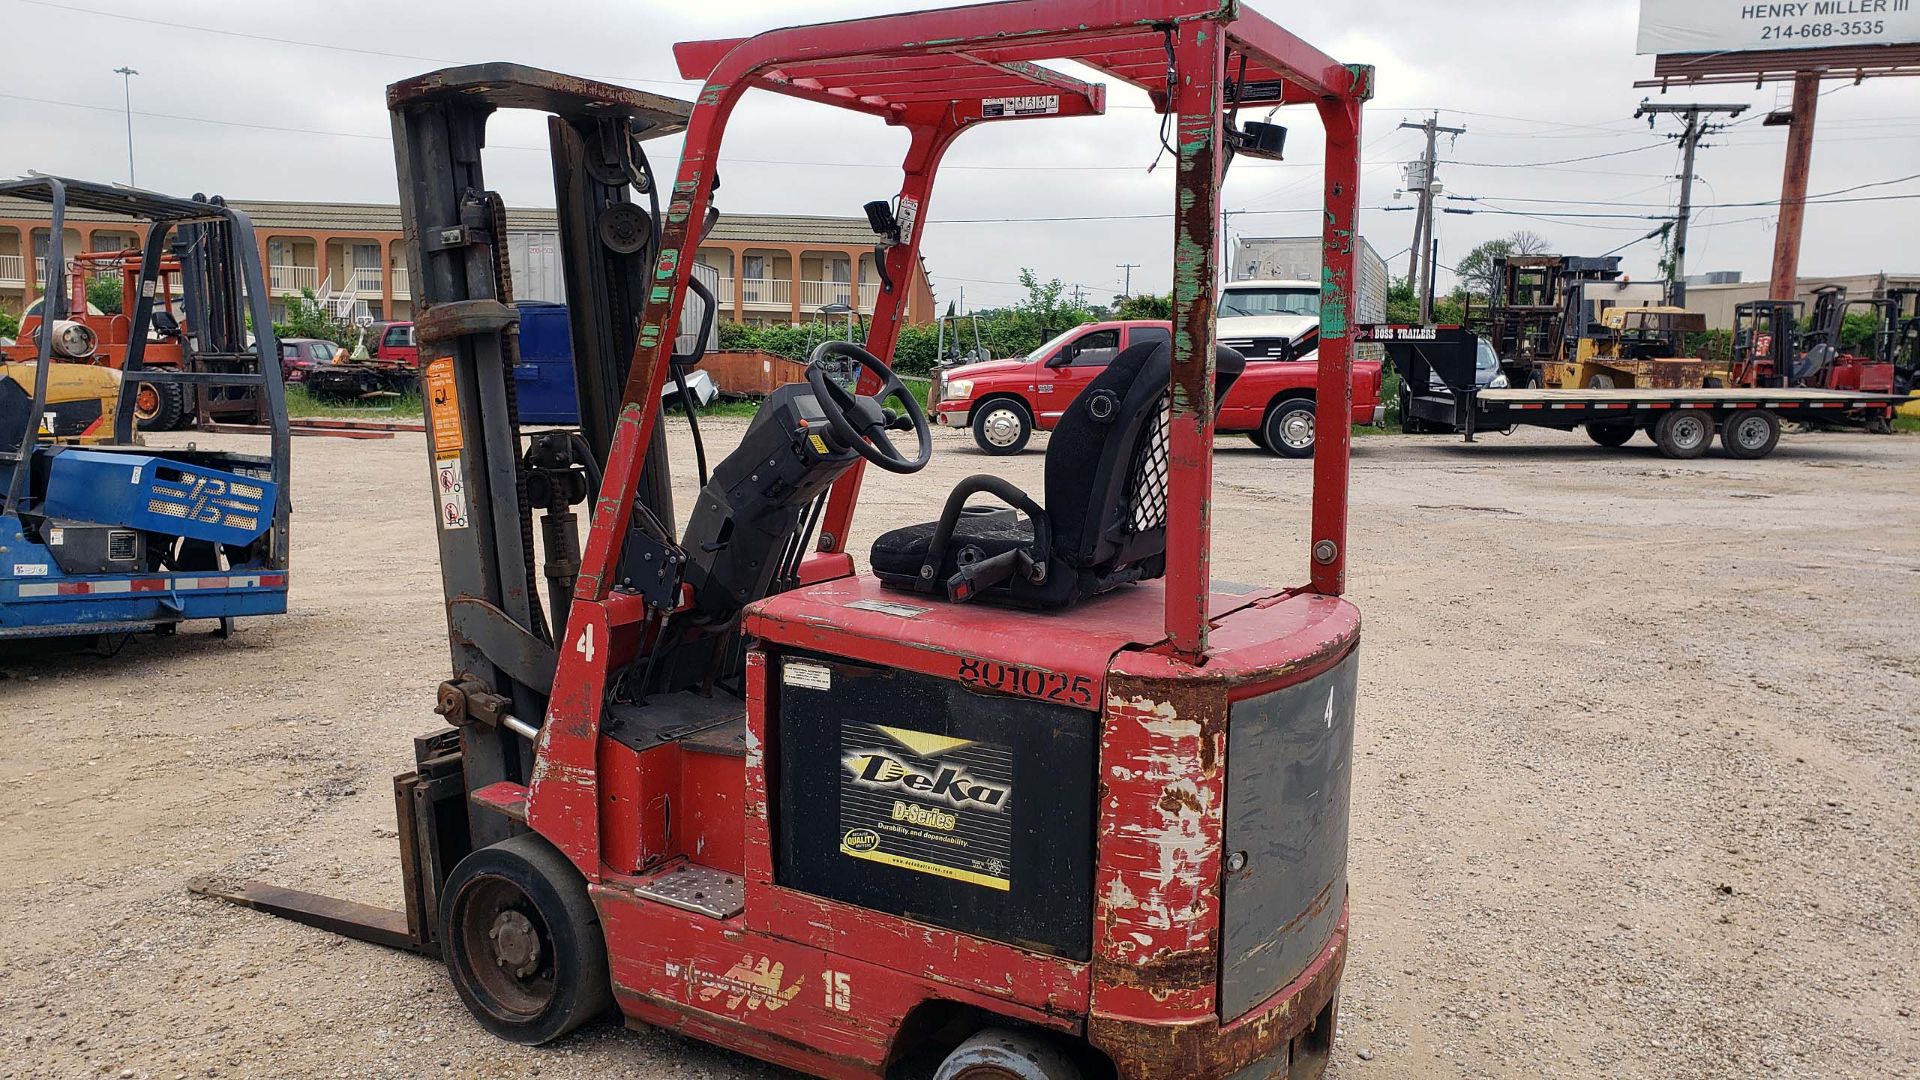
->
199, 4, 1369, 1077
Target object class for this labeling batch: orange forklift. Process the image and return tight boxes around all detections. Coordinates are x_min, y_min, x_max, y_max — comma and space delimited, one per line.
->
199, 4, 1370, 1077
2, 245, 269, 430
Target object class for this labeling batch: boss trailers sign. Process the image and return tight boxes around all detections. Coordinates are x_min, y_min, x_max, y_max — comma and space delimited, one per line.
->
1639, 0, 1920, 54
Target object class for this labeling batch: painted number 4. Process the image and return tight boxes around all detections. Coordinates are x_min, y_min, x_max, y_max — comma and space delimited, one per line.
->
574, 623, 596, 664
822, 970, 851, 1013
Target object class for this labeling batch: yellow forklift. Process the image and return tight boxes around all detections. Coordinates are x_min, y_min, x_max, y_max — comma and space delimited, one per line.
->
1528, 270, 1735, 389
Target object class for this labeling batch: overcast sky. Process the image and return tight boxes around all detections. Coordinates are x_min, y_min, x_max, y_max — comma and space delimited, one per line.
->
4, 0, 1916, 312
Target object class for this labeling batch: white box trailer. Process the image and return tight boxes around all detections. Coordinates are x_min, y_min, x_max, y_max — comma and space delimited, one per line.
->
1231, 235, 1388, 326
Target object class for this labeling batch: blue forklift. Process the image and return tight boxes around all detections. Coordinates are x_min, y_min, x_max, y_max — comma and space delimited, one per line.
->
0, 177, 291, 642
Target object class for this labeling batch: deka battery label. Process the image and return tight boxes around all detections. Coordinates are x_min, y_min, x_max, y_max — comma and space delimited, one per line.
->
838, 721, 1014, 891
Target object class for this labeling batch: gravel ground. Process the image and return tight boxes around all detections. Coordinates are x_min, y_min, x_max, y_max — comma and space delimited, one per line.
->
1, 418, 1914, 1080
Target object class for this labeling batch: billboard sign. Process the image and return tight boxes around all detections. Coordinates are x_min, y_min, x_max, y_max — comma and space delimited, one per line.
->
1639, 0, 1920, 55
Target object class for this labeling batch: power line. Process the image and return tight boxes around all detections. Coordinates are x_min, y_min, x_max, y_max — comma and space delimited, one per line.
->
1448, 143, 1672, 169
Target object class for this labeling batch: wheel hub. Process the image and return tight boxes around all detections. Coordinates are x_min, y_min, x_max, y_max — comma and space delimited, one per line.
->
488, 910, 542, 978
1281, 411, 1315, 448
1736, 417, 1768, 449
984, 408, 1020, 447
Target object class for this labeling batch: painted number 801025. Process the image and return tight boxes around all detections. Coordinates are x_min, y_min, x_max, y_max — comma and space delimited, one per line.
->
956, 658, 1096, 708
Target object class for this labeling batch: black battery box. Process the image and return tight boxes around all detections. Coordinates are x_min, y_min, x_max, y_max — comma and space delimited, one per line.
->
771, 651, 1097, 960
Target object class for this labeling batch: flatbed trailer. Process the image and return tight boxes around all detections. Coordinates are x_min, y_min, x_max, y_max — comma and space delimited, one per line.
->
1365, 325, 1905, 460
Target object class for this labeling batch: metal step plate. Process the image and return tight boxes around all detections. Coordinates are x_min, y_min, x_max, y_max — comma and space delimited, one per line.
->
637, 863, 745, 919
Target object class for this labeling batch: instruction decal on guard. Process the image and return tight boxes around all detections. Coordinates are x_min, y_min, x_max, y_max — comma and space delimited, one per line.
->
838, 722, 1014, 891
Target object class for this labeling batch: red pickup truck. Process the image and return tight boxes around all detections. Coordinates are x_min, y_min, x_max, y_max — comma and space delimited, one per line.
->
928, 319, 1382, 457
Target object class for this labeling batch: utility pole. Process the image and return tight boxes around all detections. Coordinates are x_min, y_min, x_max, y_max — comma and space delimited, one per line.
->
114, 67, 139, 186
1400, 113, 1465, 322
1116, 262, 1140, 298
1635, 99, 1746, 306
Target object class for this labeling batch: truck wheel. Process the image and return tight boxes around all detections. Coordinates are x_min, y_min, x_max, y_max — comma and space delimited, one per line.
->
972, 400, 1032, 455
134, 381, 184, 432
1262, 397, 1317, 458
934, 1028, 1084, 1080
440, 833, 612, 1045
1585, 422, 1635, 448
1721, 409, 1781, 460
1653, 410, 1713, 460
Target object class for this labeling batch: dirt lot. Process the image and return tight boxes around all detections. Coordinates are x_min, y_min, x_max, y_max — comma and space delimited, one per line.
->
1, 419, 1915, 1080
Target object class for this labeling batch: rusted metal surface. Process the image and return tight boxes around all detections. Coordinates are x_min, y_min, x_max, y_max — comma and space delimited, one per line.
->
1310, 77, 1369, 599
188, 878, 433, 955
1641, 43, 1920, 87
1164, 21, 1226, 661
385, 63, 693, 135
1771, 71, 1821, 303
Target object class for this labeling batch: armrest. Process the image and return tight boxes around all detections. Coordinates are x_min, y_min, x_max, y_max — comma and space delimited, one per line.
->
918, 475, 1051, 600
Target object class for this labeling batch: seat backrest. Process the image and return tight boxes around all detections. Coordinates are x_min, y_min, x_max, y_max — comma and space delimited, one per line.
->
1043, 339, 1245, 572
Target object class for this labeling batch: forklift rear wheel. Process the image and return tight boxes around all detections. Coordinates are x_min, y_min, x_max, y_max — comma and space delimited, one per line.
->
1587, 373, 1616, 390
1720, 408, 1780, 460
1263, 397, 1317, 458
972, 400, 1033, 455
440, 833, 612, 1045
1584, 422, 1636, 448
933, 1027, 1085, 1080
135, 381, 185, 432
1653, 410, 1713, 460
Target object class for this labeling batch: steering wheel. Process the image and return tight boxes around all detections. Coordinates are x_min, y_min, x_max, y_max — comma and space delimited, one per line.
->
806, 340, 933, 474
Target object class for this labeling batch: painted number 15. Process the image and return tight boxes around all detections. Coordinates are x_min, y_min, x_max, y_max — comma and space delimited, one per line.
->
822, 970, 851, 1012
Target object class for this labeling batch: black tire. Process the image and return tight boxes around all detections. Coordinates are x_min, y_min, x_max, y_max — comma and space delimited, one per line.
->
934, 1027, 1085, 1080
1262, 397, 1317, 459
439, 833, 613, 1045
971, 398, 1032, 455
1587, 373, 1617, 390
1585, 422, 1635, 448
1720, 408, 1781, 460
134, 380, 185, 432
1653, 410, 1713, 460
1249, 428, 1271, 451
1525, 371, 1543, 389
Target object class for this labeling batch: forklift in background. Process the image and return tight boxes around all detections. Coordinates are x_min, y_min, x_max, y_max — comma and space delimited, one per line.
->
1734, 286, 1898, 397
0, 177, 290, 641
2, 243, 272, 432
1486, 253, 1732, 390
198, 4, 1368, 1077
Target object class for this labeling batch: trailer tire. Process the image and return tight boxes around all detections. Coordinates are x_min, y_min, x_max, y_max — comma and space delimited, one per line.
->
972, 398, 1033, 455
440, 833, 613, 1045
1653, 410, 1713, 460
1263, 397, 1317, 458
934, 1027, 1085, 1080
1584, 421, 1635, 448
1721, 408, 1781, 460
134, 380, 185, 432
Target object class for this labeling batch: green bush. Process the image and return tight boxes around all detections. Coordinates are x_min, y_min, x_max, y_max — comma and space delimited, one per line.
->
86, 273, 124, 316
0, 309, 18, 341
272, 288, 352, 347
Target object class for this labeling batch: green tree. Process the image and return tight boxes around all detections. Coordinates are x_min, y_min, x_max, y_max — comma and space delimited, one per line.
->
0, 309, 19, 341
1113, 293, 1172, 320
1454, 230, 1552, 300
86, 273, 124, 315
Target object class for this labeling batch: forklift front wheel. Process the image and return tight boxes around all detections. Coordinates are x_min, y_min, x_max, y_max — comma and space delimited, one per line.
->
440, 833, 613, 1045
933, 1027, 1085, 1080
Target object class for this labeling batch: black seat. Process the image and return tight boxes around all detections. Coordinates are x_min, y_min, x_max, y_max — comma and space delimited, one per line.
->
871, 339, 1244, 609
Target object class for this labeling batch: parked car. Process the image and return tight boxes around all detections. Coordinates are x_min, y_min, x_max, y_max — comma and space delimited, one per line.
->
929, 318, 1383, 458
279, 337, 338, 383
